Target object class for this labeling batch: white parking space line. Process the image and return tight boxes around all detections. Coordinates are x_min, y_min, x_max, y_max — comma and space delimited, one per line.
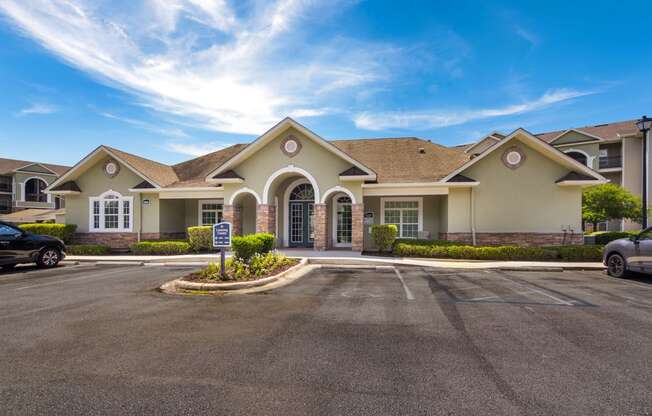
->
14, 267, 137, 291
496, 275, 573, 306
392, 267, 415, 300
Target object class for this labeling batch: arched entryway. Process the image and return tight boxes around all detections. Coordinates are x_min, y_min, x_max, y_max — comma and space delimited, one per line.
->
287, 182, 315, 248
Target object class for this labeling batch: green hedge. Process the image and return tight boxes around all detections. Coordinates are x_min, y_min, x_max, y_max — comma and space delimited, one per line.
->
66, 244, 111, 255
130, 241, 191, 255
549, 245, 604, 261
231, 233, 276, 262
394, 238, 465, 247
18, 223, 77, 243
394, 242, 557, 260
394, 240, 604, 261
587, 231, 639, 245
187, 226, 212, 252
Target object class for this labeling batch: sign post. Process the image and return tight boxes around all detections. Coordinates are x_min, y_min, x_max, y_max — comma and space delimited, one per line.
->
213, 222, 232, 279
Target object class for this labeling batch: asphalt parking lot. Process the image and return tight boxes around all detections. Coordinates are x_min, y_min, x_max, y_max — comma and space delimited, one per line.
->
0, 263, 651, 415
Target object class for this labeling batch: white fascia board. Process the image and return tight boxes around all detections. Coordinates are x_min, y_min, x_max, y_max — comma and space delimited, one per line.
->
442, 128, 607, 183
47, 146, 162, 191
339, 175, 376, 181
207, 117, 376, 180
45, 190, 80, 195
557, 180, 609, 187
129, 186, 225, 193
464, 135, 501, 154
205, 178, 244, 184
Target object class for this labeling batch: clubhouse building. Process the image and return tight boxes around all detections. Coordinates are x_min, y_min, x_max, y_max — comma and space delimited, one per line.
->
46, 117, 607, 251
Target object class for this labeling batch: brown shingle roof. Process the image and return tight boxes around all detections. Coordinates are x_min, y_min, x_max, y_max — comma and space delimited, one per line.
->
555, 172, 597, 183
172, 144, 247, 183
104, 146, 179, 187
212, 169, 244, 180
536, 119, 639, 143
331, 138, 470, 183
0, 157, 70, 176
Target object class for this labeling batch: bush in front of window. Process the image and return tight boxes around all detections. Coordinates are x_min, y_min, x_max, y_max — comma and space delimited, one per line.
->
231, 233, 276, 262
130, 241, 191, 255
371, 224, 398, 252
19, 223, 77, 243
187, 226, 213, 252
66, 244, 111, 255
585, 231, 639, 245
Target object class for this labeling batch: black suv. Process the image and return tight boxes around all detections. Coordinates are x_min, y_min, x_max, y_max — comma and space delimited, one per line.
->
0, 221, 66, 270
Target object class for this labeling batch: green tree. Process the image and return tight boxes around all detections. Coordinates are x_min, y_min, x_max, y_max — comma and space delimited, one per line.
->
582, 184, 642, 229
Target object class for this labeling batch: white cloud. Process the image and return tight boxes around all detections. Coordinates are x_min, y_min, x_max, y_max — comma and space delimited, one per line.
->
0, 0, 395, 134
99, 111, 188, 138
515, 26, 540, 47
16, 103, 58, 116
165, 141, 232, 157
353, 88, 595, 131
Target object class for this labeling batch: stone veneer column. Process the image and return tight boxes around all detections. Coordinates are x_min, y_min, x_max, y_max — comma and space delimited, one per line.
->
256, 204, 276, 235
223, 204, 242, 236
313, 203, 327, 251
351, 203, 364, 252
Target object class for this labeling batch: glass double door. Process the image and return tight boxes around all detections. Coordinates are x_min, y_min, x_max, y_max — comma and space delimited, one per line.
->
289, 201, 314, 248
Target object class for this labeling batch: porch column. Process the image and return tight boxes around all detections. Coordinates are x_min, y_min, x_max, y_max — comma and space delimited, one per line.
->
256, 204, 276, 235
313, 203, 327, 251
223, 204, 242, 236
351, 203, 364, 252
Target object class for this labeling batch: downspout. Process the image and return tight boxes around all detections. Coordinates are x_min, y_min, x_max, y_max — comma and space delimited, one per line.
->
470, 187, 477, 246
138, 193, 142, 242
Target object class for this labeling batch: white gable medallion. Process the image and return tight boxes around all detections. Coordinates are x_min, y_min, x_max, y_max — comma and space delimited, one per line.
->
280, 135, 301, 157
502, 146, 526, 170
103, 159, 120, 178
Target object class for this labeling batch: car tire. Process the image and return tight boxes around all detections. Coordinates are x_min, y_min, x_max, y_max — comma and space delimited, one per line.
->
606, 253, 628, 278
1, 263, 16, 271
37, 247, 61, 268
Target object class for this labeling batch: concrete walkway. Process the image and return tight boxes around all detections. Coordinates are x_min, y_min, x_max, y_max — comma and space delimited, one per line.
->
65, 248, 605, 271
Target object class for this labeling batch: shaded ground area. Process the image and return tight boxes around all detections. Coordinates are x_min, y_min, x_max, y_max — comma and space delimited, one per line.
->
0, 264, 651, 415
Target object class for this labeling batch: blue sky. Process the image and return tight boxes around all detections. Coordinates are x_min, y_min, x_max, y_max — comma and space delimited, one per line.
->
1, 0, 651, 166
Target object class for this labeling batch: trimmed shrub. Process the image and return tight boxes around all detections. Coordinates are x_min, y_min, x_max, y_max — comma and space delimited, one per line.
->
130, 241, 191, 255
394, 242, 558, 261
187, 226, 213, 252
371, 224, 398, 252
19, 223, 77, 243
231, 233, 277, 262
394, 238, 464, 248
231, 234, 264, 262
551, 245, 604, 261
587, 231, 638, 245
66, 244, 111, 255
256, 233, 276, 253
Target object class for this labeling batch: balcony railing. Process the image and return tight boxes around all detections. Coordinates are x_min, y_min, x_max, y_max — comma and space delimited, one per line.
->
599, 156, 622, 169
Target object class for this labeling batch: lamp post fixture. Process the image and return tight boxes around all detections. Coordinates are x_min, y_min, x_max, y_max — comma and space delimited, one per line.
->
636, 115, 652, 229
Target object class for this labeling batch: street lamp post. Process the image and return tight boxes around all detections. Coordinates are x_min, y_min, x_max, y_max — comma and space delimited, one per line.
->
636, 115, 652, 229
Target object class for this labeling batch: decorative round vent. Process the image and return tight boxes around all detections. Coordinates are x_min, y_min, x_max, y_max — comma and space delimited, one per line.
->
281, 135, 301, 157
103, 159, 120, 178
502, 146, 526, 169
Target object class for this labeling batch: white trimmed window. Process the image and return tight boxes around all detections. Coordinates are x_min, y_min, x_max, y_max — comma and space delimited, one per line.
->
199, 200, 223, 226
89, 190, 133, 232
381, 197, 423, 239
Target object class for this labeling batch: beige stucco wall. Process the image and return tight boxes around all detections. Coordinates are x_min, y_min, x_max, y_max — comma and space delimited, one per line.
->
454, 138, 583, 233
553, 131, 598, 146
159, 199, 186, 233
222, 126, 363, 205
14, 171, 58, 209
64, 157, 144, 233
556, 142, 599, 170
362, 195, 443, 250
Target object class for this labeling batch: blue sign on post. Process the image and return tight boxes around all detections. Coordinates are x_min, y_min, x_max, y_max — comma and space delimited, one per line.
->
213, 222, 232, 248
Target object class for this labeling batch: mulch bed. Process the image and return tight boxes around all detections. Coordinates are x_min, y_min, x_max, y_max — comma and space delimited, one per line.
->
182, 259, 299, 284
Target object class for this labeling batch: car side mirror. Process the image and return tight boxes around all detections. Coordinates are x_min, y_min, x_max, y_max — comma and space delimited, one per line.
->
633, 235, 641, 244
